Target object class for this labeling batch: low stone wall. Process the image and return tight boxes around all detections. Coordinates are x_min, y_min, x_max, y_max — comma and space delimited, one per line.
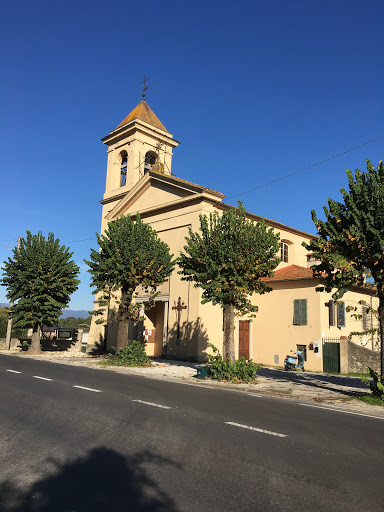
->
340, 336, 380, 374
0, 331, 82, 352
0, 338, 23, 350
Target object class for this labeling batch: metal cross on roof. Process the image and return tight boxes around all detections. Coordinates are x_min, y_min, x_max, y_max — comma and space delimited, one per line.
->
141, 75, 149, 98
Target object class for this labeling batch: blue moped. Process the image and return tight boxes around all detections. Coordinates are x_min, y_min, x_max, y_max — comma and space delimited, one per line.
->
284, 350, 305, 372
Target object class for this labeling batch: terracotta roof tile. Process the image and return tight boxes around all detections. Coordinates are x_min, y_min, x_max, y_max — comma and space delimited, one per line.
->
263, 265, 317, 282
115, 100, 168, 132
149, 170, 225, 198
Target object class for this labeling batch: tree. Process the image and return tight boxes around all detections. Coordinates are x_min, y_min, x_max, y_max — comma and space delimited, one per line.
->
58, 315, 92, 330
178, 202, 280, 363
85, 214, 174, 350
304, 159, 384, 381
0, 308, 28, 339
1, 232, 80, 354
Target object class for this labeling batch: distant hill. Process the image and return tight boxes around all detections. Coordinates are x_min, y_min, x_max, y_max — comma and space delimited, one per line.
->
60, 310, 90, 319
0, 304, 90, 319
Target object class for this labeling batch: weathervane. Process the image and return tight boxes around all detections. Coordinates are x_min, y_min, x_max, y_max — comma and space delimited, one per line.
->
141, 75, 149, 98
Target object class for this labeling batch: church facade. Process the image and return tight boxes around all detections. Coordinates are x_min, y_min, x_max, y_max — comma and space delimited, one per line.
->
87, 99, 378, 371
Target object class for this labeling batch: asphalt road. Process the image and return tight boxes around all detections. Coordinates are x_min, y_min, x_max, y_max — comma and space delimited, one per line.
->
0, 354, 383, 512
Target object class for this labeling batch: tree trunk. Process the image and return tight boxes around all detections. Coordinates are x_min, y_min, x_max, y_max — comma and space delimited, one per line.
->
116, 319, 129, 351
29, 322, 42, 354
223, 304, 235, 364
378, 289, 384, 383
115, 287, 131, 351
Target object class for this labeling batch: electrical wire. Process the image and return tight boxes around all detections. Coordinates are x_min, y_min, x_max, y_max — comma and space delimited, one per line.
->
225, 134, 384, 200
3, 134, 383, 246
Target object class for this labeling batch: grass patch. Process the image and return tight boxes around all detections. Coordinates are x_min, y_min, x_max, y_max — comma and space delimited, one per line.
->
355, 394, 384, 407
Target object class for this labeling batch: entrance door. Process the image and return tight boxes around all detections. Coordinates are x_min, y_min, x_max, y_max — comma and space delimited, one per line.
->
239, 320, 250, 359
323, 341, 340, 373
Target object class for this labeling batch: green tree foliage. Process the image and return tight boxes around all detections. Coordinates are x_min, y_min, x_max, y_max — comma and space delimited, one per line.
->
58, 316, 92, 330
0, 308, 28, 339
1, 232, 80, 353
178, 202, 280, 363
85, 214, 174, 350
0, 308, 7, 338
304, 159, 384, 381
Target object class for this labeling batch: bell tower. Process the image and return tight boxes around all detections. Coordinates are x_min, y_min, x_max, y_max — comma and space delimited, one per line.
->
101, 99, 180, 204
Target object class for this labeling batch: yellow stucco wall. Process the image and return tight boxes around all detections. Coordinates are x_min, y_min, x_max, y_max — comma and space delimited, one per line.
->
88, 111, 377, 367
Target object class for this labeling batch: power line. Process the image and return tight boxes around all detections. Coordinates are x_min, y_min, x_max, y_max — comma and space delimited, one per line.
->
62, 237, 96, 244
3, 134, 383, 247
225, 134, 384, 200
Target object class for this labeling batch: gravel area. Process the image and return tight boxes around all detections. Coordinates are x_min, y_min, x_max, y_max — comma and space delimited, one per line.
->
2, 349, 383, 418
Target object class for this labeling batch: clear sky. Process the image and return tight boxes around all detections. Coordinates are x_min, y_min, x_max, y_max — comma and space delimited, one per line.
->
1, 0, 383, 311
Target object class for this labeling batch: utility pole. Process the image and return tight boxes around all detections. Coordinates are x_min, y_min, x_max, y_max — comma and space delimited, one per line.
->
5, 235, 21, 350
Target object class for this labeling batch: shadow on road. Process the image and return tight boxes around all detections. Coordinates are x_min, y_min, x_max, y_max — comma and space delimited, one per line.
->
258, 367, 367, 397
0, 447, 180, 512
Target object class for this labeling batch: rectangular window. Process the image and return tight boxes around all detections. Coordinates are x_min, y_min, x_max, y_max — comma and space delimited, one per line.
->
337, 302, 345, 327
280, 242, 288, 263
293, 299, 307, 326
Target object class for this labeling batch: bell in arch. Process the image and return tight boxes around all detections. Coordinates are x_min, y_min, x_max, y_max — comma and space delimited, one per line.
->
152, 159, 165, 173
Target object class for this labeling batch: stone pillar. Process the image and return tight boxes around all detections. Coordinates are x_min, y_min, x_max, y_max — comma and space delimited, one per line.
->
339, 336, 349, 374
5, 317, 12, 350
75, 329, 83, 352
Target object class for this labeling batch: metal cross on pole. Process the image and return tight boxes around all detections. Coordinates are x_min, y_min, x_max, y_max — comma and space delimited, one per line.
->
172, 297, 187, 339
141, 75, 149, 98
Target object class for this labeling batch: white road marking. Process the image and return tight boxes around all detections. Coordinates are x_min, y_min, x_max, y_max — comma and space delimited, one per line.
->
300, 403, 384, 420
132, 399, 171, 409
73, 385, 102, 393
33, 376, 53, 381
6, 370, 21, 374
225, 421, 287, 438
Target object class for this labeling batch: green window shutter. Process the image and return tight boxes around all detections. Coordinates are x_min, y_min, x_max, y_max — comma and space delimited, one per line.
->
294, 299, 307, 325
301, 299, 307, 325
293, 300, 300, 325
337, 302, 345, 327
329, 300, 335, 326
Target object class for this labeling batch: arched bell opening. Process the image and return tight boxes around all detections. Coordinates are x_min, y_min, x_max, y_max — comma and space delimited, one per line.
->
120, 151, 128, 186
144, 151, 158, 174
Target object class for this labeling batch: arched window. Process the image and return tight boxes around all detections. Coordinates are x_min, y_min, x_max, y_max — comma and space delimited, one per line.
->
280, 241, 289, 263
120, 151, 128, 187
144, 151, 158, 174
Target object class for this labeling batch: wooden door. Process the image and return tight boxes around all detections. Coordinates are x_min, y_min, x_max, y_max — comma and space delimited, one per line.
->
239, 320, 250, 360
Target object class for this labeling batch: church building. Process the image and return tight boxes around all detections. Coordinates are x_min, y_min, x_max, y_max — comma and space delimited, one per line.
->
87, 98, 378, 371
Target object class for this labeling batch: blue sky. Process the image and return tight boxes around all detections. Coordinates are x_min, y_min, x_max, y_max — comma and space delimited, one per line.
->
1, 0, 383, 311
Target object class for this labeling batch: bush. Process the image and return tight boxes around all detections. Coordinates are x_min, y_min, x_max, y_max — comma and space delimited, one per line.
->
104, 340, 151, 367
361, 367, 384, 401
207, 344, 260, 382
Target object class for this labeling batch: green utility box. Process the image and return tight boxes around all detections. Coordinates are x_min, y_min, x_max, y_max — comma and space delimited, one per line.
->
196, 365, 210, 379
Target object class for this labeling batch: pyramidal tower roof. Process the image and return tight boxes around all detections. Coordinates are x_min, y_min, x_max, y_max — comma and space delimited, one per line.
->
115, 99, 168, 133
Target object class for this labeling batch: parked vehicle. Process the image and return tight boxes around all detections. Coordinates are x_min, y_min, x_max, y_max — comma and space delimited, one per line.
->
284, 350, 305, 372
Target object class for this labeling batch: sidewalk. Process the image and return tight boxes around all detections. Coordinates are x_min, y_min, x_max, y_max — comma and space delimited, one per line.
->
2, 350, 383, 418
